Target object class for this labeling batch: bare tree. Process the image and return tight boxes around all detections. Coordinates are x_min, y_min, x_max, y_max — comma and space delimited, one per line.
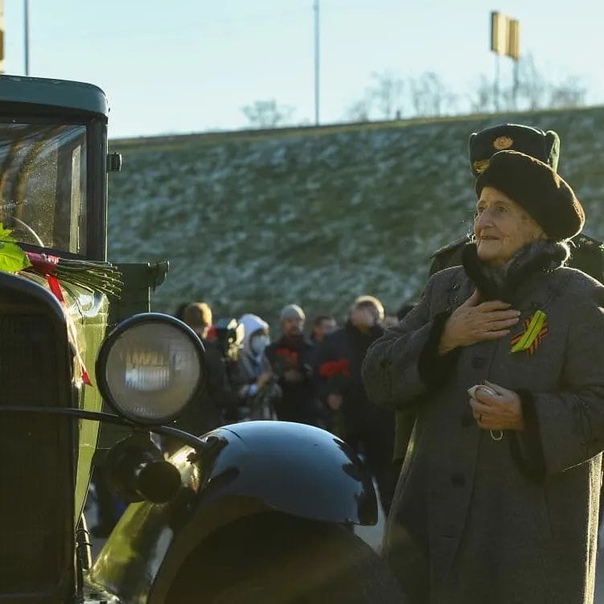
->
367, 71, 405, 119
467, 74, 496, 114
345, 57, 590, 123
343, 97, 373, 122
409, 72, 455, 117
548, 75, 587, 108
513, 54, 548, 111
241, 100, 295, 129
467, 55, 551, 113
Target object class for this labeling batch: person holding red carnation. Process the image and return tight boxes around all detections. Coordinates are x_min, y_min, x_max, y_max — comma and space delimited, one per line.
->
313, 295, 396, 515
265, 304, 323, 426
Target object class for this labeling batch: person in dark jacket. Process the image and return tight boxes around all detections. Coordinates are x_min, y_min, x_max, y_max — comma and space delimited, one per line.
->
309, 313, 337, 344
429, 123, 604, 283
362, 150, 604, 604
265, 304, 322, 426
314, 295, 396, 514
163, 302, 236, 453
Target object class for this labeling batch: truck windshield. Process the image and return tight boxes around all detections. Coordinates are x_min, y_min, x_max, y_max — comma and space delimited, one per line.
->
0, 122, 87, 254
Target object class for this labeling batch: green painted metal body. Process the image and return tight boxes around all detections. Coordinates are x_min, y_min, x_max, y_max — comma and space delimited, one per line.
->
0, 76, 111, 522
0, 74, 109, 115
0, 75, 166, 602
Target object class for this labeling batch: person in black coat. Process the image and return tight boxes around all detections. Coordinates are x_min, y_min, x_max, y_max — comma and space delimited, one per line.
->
163, 302, 237, 453
309, 313, 337, 344
313, 295, 396, 514
265, 304, 322, 426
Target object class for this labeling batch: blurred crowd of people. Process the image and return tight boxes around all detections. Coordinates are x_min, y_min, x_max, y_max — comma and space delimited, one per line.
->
172, 295, 413, 515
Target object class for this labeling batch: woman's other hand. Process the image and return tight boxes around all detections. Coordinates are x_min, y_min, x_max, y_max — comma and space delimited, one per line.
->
469, 380, 525, 431
439, 289, 520, 354
257, 371, 273, 389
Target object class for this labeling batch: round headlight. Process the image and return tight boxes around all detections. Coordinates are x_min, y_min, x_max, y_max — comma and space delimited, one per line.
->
96, 313, 206, 424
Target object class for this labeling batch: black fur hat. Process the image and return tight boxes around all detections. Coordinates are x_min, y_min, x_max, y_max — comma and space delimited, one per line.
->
469, 123, 560, 177
475, 150, 585, 242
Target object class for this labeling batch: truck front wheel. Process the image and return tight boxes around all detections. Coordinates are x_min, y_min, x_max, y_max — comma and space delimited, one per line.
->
165, 511, 407, 603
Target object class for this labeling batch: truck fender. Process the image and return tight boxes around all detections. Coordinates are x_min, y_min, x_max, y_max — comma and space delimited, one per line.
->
90, 421, 378, 603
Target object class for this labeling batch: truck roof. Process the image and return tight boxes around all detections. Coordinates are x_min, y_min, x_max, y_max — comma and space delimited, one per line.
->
0, 74, 108, 116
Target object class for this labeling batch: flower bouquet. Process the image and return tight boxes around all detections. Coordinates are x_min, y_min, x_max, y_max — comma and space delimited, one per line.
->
0, 224, 122, 298
318, 358, 351, 438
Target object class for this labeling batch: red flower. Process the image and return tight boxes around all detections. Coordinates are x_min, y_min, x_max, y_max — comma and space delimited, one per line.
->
319, 358, 350, 378
275, 348, 299, 368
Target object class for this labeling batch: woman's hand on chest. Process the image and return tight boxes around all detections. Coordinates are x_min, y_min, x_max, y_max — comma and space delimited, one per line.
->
439, 289, 521, 354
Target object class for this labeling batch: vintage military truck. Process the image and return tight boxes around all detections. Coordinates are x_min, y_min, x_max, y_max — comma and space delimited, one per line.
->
0, 75, 404, 603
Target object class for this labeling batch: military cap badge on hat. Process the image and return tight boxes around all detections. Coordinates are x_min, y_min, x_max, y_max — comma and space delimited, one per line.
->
475, 150, 585, 242
493, 136, 514, 150
469, 123, 560, 177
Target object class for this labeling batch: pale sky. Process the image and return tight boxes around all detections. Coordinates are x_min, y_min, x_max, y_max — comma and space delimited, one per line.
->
4, 1, 603, 139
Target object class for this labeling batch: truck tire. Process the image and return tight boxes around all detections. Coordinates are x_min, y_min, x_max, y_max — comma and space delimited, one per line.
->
165, 511, 407, 603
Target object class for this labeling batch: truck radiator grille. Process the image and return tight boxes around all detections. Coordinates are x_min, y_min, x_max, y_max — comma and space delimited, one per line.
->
0, 307, 74, 602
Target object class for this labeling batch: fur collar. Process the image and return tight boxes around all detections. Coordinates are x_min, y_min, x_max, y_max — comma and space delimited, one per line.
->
461, 240, 570, 301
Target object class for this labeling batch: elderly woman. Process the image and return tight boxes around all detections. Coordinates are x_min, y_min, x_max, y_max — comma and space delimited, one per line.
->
362, 150, 604, 604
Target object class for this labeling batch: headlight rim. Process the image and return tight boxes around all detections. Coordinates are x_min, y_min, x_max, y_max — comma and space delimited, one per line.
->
95, 312, 206, 425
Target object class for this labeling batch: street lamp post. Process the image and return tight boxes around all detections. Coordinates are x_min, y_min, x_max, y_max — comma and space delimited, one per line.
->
313, 0, 320, 126
24, 0, 29, 75
0, 0, 5, 75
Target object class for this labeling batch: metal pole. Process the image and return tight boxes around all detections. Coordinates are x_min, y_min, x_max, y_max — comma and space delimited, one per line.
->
24, 0, 29, 75
494, 54, 499, 113
513, 59, 519, 109
0, 0, 5, 75
313, 0, 320, 126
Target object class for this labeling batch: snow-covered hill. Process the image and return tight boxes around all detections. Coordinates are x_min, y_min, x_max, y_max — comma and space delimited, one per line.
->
107, 107, 604, 328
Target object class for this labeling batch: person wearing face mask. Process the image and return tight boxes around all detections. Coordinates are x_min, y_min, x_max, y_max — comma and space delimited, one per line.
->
265, 304, 323, 426
231, 313, 280, 421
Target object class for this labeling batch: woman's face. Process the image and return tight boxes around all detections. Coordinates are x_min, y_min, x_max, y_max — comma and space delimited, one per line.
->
474, 186, 544, 266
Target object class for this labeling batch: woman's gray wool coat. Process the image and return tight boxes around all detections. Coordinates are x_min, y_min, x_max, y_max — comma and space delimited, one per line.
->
362, 265, 604, 604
